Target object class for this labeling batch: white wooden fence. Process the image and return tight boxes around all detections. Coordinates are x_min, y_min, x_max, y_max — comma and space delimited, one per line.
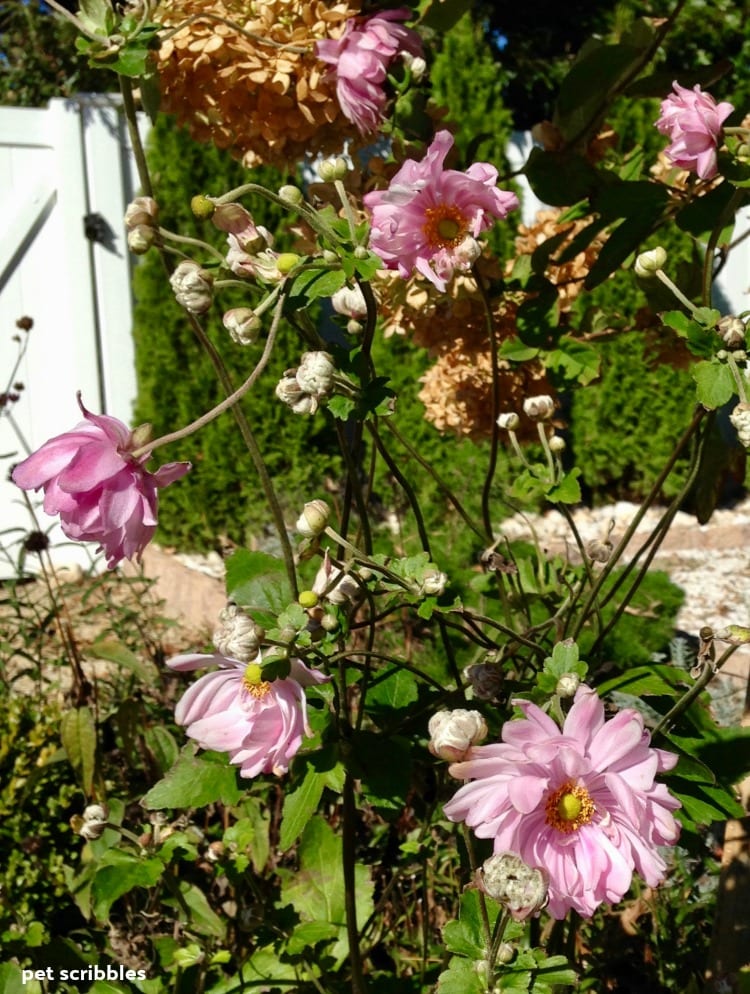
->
0, 107, 748, 576
0, 95, 144, 574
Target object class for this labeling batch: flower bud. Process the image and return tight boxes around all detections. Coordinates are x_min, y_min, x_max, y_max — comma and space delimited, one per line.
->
332, 284, 368, 320
296, 351, 335, 397
463, 662, 503, 701
428, 709, 487, 762
497, 412, 520, 431
278, 185, 304, 206
718, 315, 746, 348
298, 590, 319, 609
419, 567, 447, 597
213, 604, 262, 662
190, 194, 215, 219
730, 402, 750, 449
212, 202, 254, 234
548, 434, 566, 453
586, 538, 613, 563
496, 943, 515, 964
402, 51, 427, 80
223, 307, 261, 345
522, 395, 555, 421
634, 247, 667, 278
296, 499, 330, 537
169, 260, 214, 314
312, 558, 362, 606
78, 803, 109, 840
127, 224, 155, 254
353, 245, 369, 260
318, 156, 349, 182
555, 672, 581, 698
479, 853, 549, 921
276, 252, 301, 274
124, 195, 158, 229
453, 235, 482, 268
276, 372, 319, 415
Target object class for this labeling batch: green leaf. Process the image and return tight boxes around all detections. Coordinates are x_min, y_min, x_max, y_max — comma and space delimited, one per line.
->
349, 731, 412, 809
524, 147, 604, 206
141, 745, 244, 809
515, 281, 560, 347
367, 665, 419, 712
279, 766, 327, 851
545, 338, 601, 386
171, 880, 226, 938
555, 43, 644, 142
598, 664, 688, 698
660, 310, 694, 336
143, 725, 180, 775
91, 636, 160, 683
0, 963, 34, 994
60, 706, 97, 796
281, 816, 373, 965
288, 267, 347, 303
692, 360, 736, 409
437, 957, 486, 994
443, 890, 498, 959
224, 801, 270, 873
91, 850, 164, 921
677, 180, 740, 240
498, 337, 539, 362
225, 550, 292, 628
78, 0, 114, 34
546, 468, 582, 505
287, 920, 339, 955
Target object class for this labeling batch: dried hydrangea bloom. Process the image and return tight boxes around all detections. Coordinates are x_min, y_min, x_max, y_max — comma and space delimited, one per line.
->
656, 81, 733, 180
168, 652, 328, 777
364, 130, 518, 291
444, 685, 681, 919
511, 209, 606, 312
155, 0, 364, 167
11, 395, 190, 569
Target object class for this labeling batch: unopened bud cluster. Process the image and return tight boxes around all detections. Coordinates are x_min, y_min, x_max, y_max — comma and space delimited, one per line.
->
479, 853, 549, 921
78, 803, 109, 841
730, 403, 750, 449
428, 709, 487, 762
125, 196, 158, 254
169, 260, 214, 314
522, 395, 555, 421
276, 352, 336, 415
223, 308, 261, 345
213, 604, 264, 662
718, 315, 746, 349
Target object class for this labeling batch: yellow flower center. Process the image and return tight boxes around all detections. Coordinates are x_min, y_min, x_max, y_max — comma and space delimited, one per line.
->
545, 781, 595, 834
242, 662, 272, 699
423, 204, 468, 249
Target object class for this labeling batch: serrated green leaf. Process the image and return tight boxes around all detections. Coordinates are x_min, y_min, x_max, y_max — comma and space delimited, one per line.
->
598, 664, 688, 698
661, 310, 694, 336
60, 706, 97, 796
286, 920, 339, 955
225, 550, 292, 628
141, 746, 244, 809
327, 394, 357, 420
437, 957, 486, 994
279, 766, 327, 851
546, 468, 581, 505
692, 360, 736, 409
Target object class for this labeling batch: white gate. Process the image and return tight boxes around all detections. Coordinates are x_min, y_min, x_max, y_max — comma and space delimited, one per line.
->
0, 95, 145, 575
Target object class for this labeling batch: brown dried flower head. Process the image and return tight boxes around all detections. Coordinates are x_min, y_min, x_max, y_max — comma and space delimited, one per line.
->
155, 0, 363, 168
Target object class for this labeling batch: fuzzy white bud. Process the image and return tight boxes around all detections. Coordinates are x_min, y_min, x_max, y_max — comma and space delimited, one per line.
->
479, 853, 549, 921
497, 412, 521, 431
79, 803, 109, 840
555, 672, 581, 698
213, 604, 263, 662
419, 567, 448, 597
730, 403, 750, 449
634, 247, 667, 278
124, 196, 158, 229
428, 709, 488, 761
276, 372, 319, 415
296, 351, 335, 397
522, 395, 555, 421
169, 260, 213, 314
718, 315, 746, 349
223, 307, 261, 345
332, 284, 368, 320
296, 499, 330, 538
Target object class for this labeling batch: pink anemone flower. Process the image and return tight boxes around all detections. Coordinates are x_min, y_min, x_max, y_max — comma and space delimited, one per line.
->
316, 8, 423, 135
167, 652, 329, 778
11, 394, 190, 569
363, 130, 519, 291
655, 81, 733, 180
443, 685, 681, 919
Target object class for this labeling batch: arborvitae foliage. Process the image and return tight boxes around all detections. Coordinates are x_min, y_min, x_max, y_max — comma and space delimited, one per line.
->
0, 1, 114, 106
132, 116, 343, 552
